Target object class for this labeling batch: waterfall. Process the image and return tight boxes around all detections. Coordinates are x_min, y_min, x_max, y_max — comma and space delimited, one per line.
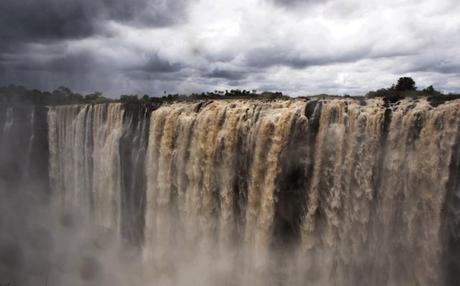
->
298, 99, 460, 285
48, 103, 125, 230
42, 98, 460, 286
1, 105, 48, 193
23, 108, 35, 181
2, 107, 14, 134
120, 104, 151, 246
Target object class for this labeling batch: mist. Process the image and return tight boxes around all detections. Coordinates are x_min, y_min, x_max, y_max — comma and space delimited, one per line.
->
1, 0, 460, 284
2, 96, 460, 285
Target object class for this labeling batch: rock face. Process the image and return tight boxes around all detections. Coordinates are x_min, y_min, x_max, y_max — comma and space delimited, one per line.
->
2, 97, 460, 285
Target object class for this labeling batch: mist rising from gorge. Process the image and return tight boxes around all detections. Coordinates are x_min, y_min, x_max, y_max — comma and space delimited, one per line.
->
1, 96, 460, 285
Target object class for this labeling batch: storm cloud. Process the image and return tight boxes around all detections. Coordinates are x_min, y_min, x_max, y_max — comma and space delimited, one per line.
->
0, 0, 188, 44
0, 0, 459, 96
204, 69, 247, 81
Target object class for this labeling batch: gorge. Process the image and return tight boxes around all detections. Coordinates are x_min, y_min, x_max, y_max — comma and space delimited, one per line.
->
1, 97, 460, 286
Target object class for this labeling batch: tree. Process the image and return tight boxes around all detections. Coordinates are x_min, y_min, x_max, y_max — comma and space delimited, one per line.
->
424, 85, 434, 93
84, 91, 111, 103
395, 77, 416, 91
55, 86, 72, 95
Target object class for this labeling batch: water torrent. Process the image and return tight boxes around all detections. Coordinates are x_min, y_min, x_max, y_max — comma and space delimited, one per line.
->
4, 97, 457, 285
48, 104, 125, 230
0, 104, 48, 193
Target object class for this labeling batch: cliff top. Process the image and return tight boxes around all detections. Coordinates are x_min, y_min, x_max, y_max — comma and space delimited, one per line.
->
1, 82, 460, 108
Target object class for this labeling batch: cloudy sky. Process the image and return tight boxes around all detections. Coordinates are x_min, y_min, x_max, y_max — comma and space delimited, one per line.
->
0, 0, 459, 97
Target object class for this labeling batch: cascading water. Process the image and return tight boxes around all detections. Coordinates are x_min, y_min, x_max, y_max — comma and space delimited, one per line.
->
120, 103, 152, 246
298, 99, 460, 285
0, 104, 48, 193
48, 104, 125, 230
39, 97, 460, 285
0, 103, 51, 286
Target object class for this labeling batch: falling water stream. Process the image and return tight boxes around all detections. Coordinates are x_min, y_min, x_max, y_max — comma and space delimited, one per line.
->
3, 97, 460, 286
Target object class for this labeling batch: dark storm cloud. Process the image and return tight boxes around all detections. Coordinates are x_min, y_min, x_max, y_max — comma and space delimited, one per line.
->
0, 0, 192, 95
0, 0, 96, 44
244, 47, 370, 69
122, 53, 185, 81
243, 44, 419, 71
204, 69, 247, 81
125, 70, 185, 81
406, 61, 460, 75
47, 52, 97, 72
0, 0, 459, 96
6, 52, 97, 73
0, 0, 188, 49
140, 54, 183, 73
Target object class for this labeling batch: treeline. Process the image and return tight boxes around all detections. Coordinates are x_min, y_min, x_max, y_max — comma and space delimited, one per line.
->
0, 85, 287, 106
0, 85, 112, 106
365, 77, 460, 106
1, 78, 459, 106
366, 77, 458, 98
120, 89, 287, 104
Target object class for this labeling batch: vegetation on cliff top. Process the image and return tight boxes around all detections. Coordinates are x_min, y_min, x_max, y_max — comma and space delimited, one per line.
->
1, 77, 459, 106
0, 85, 112, 106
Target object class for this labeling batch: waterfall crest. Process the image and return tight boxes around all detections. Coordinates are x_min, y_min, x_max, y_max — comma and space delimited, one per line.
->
45, 98, 460, 285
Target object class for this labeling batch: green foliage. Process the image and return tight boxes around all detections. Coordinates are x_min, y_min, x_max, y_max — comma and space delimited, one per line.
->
0, 85, 113, 106
395, 77, 416, 91
2, 81, 457, 108
366, 77, 450, 101
84, 92, 112, 103
366, 88, 400, 99
0, 85, 288, 106
159, 89, 287, 101
421, 85, 443, 96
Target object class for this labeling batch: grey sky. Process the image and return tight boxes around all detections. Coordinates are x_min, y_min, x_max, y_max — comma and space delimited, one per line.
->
0, 0, 459, 96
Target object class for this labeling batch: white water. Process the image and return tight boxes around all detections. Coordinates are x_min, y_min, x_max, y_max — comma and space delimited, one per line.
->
46, 98, 460, 286
48, 104, 124, 230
